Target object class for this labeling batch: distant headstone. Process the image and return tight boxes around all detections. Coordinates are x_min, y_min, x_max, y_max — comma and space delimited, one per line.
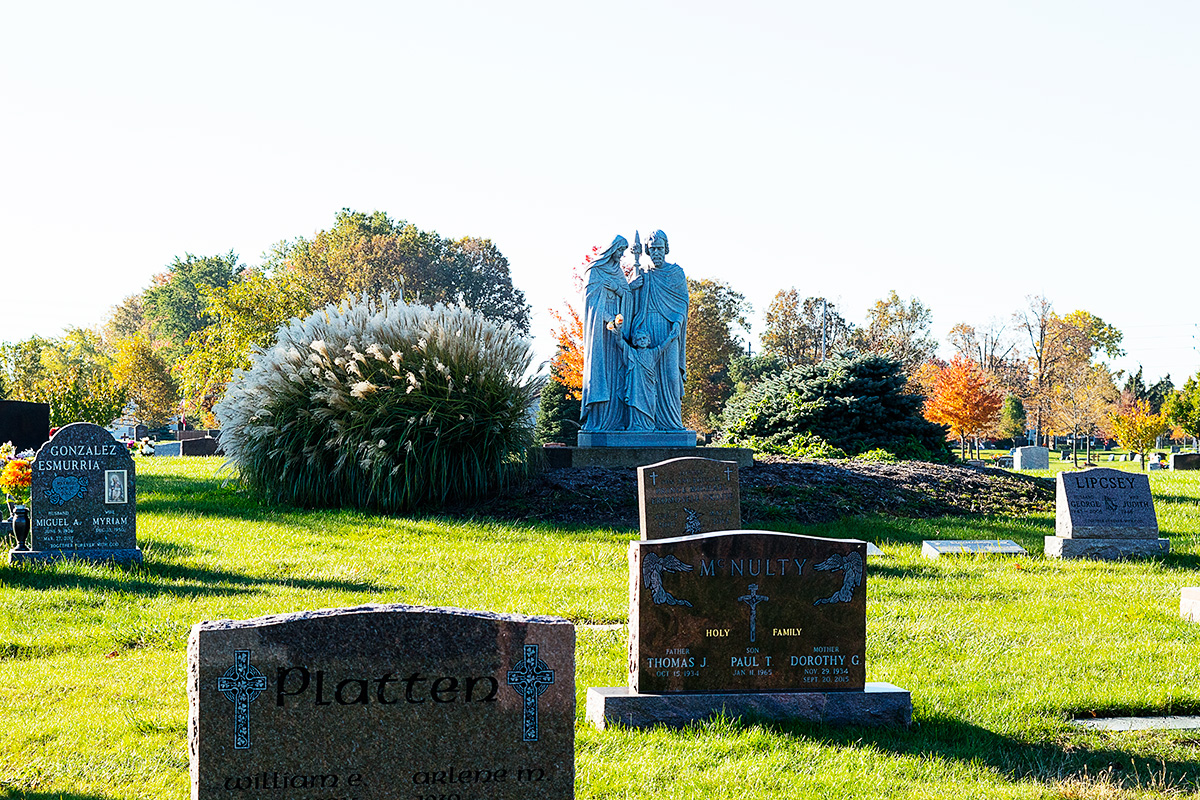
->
189, 605, 575, 800
866, 542, 884, 556
10, 422, 141, 565
1171, 454, 1200, 471
637, 457, 740, 540
921, 540, 1027, 558
1181, 587, 1200, 623
1013, 446, 1049, 471
0, 400, 50, 453
1046, 468, 1167, 560
586, 530, 910, 729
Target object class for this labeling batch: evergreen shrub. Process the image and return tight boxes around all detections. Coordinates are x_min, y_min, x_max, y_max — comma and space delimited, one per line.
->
215, 294, 541, 511
720, 352, 952, 461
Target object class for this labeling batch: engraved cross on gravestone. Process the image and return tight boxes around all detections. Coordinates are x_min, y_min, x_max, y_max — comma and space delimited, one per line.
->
507, 644, 555, 742
217, 650, 267, 750
737, 583, 769, 643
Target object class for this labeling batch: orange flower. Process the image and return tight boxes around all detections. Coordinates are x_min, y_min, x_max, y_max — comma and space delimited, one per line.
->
1, 458, 32, 499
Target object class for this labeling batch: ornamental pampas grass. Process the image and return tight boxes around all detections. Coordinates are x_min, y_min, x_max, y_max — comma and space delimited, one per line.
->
215, 293, 543, 512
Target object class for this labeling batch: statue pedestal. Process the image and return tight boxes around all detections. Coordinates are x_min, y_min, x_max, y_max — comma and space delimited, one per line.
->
578, 431, 697, 448
542, 445, 754, 470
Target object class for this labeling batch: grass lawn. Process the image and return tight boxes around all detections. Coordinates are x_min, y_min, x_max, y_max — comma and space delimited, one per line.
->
4, 456, 1200, 799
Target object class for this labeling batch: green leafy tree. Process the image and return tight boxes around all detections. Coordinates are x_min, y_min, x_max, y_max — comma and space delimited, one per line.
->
143, 251, 242, 361
285, 209, 530, 333
683, 278, 750, 432
728, 352, 785, 395
720, 352, 953, 461
1164, 373, 1200, 448
859, 290, 936, 374
176, 270, 310, 425
0, 329, 127, 427
996, 395, 1028, 443
110, 333, 180, 427
761, 290, 854, 367
103, 294, 152, 342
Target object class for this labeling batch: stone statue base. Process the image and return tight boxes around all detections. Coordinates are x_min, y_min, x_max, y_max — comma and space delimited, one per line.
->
542, 445, 753, 470
578, 430, 697, 448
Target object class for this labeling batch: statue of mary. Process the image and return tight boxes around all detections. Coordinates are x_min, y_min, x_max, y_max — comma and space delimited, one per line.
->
580, 234, 632, 432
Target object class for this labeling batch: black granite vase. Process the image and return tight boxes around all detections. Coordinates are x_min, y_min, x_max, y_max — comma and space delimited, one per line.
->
11, 505, 29, 551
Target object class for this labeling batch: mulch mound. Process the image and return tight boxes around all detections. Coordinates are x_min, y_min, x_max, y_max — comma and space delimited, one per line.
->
448, 455, 1055, 529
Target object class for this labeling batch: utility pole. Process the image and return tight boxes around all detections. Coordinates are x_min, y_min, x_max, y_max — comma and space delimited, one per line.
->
820, 298, 828, 362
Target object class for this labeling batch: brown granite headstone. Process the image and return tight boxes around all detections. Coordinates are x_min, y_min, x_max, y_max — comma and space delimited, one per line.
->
11, 421, 141, 565
629, 531, 865, 694
188, 605, 575, 800
637, 457, 740, 540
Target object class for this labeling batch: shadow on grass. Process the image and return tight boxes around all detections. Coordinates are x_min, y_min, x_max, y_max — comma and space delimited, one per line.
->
0, 555, 391, 598
769, 716, 1200, 791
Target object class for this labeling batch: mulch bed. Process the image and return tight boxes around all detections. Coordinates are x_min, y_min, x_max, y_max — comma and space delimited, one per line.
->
447, 455, 1055, 529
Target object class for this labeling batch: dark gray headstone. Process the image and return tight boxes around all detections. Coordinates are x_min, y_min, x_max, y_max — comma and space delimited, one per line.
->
11, 422, 140, 565
0, 400, 50, 454
1046, 467, 1167, 560
1055, 468, 1157, 539
189, 605, 575, 800
1171, 453, 1200, 471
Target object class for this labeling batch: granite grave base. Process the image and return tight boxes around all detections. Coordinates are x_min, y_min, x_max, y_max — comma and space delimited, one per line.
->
9, 546, 143, 566
586, 683, 912, 730
1044, 536, 1169, 560
543, 446, 753, 469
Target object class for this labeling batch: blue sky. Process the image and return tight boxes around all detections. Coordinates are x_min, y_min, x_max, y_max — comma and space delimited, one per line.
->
2, 1, 1197, 382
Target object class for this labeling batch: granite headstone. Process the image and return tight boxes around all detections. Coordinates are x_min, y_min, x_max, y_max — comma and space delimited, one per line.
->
1046, 467, 1168, 559
189, 604, 575, 800
0, 400, 50, 453
628, 530, 866, 693
1171, 453, 1200, 471
587, 530, 910, 729
9, 422, 141, 565
1012, 446, 1049, 471
637, 457, 740, 540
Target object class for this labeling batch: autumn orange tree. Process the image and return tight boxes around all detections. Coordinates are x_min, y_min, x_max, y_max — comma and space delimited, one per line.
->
923, 355, 1003, 461
1108, 399, 1170, 470
532, 247, 594, 445
548, 306, 583, 398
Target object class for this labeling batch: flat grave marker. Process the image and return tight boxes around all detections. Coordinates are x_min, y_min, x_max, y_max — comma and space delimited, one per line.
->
189, 604, 575, 800
637, 457, 740, 540
10, 422, 141, 565
921, 540, 1027, 559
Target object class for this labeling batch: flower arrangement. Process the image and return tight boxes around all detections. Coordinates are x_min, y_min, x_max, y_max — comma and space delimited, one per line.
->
0, 441, 34, 517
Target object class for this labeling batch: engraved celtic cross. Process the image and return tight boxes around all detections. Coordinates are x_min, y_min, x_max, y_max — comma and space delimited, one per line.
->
507, 644, 554, 742
217, 650, 268, 750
